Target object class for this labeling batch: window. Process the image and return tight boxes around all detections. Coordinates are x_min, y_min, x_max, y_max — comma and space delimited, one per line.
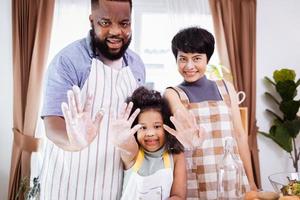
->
132, 0, 219, 92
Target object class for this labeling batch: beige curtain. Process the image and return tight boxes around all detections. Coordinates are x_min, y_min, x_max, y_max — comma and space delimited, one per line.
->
209, 0, 261, 188
8, 0, 55, 199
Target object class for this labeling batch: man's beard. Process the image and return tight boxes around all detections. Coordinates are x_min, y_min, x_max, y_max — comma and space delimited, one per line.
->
90, 28, 131, 60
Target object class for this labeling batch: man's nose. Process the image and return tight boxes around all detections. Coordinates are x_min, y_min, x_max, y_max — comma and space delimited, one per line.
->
109, 23, 121, 36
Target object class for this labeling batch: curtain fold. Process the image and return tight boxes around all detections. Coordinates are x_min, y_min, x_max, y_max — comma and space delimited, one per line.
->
8, 0, 55, 199
209, 0, 261, 188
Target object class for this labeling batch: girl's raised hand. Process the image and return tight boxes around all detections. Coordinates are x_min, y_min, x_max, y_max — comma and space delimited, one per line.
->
61, 85, 104, 151
109, 102, 141, 151
163, 109, 206, 149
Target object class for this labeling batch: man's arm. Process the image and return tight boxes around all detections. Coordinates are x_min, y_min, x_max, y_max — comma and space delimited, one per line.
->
44, 86, 103, 151
44, 116, 76, 151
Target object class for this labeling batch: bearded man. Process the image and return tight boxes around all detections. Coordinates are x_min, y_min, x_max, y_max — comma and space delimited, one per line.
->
40, 0, 145, 199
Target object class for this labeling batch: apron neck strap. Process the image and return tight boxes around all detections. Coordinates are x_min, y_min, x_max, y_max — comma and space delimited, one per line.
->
132, 149, 171, 172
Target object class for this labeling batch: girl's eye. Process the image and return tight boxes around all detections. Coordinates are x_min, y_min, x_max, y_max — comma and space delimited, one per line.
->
140, 126, 147, 130
154, 125, 162, 129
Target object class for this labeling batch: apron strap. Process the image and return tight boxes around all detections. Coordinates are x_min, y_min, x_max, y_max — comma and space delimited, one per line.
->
216, 80, 231, 107
132, 149, 171, 172
162, 151, 171, 169
166, 86, 190, 108
132, 149, 144, 172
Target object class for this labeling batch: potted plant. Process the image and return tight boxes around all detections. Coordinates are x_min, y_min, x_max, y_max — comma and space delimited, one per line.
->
260, 68, 300, 172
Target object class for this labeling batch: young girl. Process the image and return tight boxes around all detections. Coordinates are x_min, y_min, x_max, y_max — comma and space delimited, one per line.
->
109, 86, 186, 200
163, 27, 257, 199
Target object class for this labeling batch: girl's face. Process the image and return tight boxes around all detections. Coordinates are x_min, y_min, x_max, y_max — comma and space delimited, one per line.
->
137, 109, 165, 152
177, 51, 207, 82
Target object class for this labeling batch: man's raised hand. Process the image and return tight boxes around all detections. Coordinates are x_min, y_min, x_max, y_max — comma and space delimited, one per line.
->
61, 85, 104, 151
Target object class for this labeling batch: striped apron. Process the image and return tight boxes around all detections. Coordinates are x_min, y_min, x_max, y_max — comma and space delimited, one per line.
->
39, 58, 139, 200
170, 80, 249, 200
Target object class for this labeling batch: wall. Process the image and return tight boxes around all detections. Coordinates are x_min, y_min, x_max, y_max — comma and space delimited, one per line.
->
0, 0, 13, 198
256, 0, 300, 191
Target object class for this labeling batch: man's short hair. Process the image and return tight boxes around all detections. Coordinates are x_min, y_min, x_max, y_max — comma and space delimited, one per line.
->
91, 0, 132, 11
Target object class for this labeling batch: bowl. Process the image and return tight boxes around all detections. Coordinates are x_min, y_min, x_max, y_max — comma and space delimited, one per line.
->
268, 172, 300, 194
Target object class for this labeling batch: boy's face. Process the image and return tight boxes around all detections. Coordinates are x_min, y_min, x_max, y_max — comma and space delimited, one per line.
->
176, 51, 207, 83
137, 109, 165, 152
89, 1, 132, 60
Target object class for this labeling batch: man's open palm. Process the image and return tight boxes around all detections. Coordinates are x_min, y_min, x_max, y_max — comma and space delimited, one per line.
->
61, 85, 104, 151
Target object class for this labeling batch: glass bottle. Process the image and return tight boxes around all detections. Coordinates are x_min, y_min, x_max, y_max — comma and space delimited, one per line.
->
217, 137, 244, 200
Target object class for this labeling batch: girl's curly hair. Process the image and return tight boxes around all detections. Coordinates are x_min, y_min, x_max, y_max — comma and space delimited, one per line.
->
126, 86, 183, 154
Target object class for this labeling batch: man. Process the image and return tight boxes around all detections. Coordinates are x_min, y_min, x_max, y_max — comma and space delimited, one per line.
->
40, 0, 145, 199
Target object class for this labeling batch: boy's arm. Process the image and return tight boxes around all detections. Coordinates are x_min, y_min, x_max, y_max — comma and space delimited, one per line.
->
226, 81, 258, 190
169, 152, 187, 200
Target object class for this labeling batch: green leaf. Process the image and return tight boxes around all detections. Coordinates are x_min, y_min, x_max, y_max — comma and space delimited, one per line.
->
283, 119, 300, 138
259, 131, 273, 139
266, 109, 283, 122
271, 125, 293, 152
264, 76, 276, 85
280, 100, 300, 120
296, 78, 300, 87
265, 92, 280, 105
273, 68, 296, 83
259, 125, 293, 152
276, 80, 297, 100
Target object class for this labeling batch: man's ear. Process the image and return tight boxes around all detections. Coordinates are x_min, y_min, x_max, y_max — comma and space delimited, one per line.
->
89, 14, 93, 26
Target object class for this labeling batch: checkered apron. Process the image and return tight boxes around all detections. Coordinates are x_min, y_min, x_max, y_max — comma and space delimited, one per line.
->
170, 80, 249, 200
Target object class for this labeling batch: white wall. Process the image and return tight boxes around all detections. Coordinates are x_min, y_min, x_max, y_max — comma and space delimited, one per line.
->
0, 0, 13, 198
257, 0, 300, 191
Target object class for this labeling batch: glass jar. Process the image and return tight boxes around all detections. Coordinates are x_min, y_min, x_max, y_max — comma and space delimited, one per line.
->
217, 137, 244, 200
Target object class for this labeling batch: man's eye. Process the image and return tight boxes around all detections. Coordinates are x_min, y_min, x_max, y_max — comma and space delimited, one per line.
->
120, 22, 130, 28
98, 20, 110, 27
